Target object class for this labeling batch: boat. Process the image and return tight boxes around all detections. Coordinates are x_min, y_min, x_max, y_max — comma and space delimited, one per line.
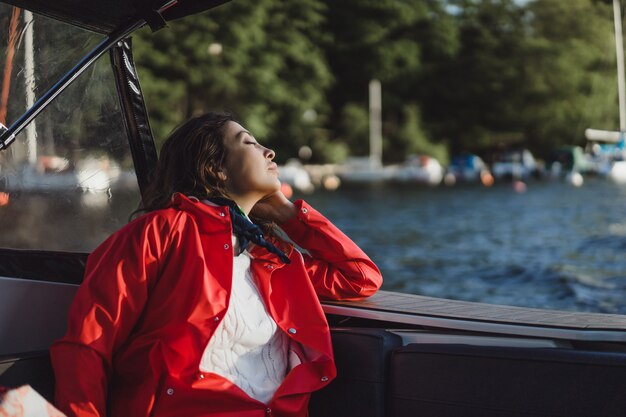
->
277, 159, 315, 193
336, 156, 397, 183
394, 154, 444, 186
1, 2, 626, 416
447, 153, 490, 183
584, 129, 626, 182
491, 148, 539, 181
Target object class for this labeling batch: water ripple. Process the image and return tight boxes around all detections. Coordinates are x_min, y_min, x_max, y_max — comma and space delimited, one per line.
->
300, 179, 626, 314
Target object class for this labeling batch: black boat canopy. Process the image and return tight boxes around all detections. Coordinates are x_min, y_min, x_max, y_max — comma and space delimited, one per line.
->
2, 0, 230, 34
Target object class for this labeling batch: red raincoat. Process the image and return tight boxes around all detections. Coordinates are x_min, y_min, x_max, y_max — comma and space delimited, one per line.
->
51, 194, 382, 417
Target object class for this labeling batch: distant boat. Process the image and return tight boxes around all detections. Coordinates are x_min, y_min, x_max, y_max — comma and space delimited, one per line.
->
394, 154, 444, 186
447, 153, 490, 183
546, 146, 593, 177
491, 148, 538, 181
3, 155, 127, 193
278, 159, 314, 192
336, 156, 396, 183
584, 129, 626, 182
337, 155, 444, 186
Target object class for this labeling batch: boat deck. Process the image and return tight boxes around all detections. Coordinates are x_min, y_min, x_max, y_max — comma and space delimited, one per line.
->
323, 290, 626, 342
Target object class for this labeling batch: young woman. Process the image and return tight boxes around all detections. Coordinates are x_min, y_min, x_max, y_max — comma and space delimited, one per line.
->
50, 112, 382, 417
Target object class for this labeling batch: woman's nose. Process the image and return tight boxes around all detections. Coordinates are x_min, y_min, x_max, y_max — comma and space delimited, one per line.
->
265, 147, 275, 160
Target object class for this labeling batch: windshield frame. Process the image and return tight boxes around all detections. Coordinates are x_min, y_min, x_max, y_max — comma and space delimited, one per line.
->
0, 19, 144, 151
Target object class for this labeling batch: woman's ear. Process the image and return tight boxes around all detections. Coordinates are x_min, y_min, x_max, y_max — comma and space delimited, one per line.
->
217, 170, 227, 181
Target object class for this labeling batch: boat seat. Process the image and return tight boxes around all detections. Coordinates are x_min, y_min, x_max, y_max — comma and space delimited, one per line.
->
309, 328, 402, 417
389, 343, 626, 417
0, 350, 54, 402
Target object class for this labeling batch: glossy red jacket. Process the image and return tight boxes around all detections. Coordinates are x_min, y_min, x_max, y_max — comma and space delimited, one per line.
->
51, 194, 382, 417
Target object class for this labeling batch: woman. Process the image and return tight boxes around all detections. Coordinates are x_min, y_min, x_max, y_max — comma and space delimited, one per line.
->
50, 112, 382, 417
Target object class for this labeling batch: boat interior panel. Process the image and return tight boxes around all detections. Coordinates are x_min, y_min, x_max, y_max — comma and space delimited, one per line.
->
3, 326, 626, 417
309, 328, 402, 417
390, 343, 626, 417
0, 277, 77, 356
0, 249, 86, 284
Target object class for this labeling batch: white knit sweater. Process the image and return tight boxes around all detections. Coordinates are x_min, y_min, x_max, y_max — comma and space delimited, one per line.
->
199, 244, 289, 404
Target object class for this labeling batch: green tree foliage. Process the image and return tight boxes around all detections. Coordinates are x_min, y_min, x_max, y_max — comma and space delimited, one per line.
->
132, 0, 620, 164
323, 0, 457, 162
520, 0, 616, 157
427, 0, 616, 159
422, 0, 529, 153
133, 0, 332, 162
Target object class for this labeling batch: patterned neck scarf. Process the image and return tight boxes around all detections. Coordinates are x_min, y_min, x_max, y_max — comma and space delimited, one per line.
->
206, 197, 290, 264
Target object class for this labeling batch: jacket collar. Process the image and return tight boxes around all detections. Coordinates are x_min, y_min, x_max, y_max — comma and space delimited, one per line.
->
171, 193, 294, 266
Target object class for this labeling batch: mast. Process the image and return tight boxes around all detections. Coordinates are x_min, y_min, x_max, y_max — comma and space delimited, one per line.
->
585, 1, 626, 143
369, 79, 382, 168
0, 7, 21, 126
613, 0, 626, 134
24, 10, 37, 164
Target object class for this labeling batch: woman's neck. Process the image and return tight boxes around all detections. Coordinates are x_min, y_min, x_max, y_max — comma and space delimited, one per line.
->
226, 194, 259, 216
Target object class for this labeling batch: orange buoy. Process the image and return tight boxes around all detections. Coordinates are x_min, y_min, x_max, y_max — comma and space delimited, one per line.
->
0, 192, 9, 206
281, 183, 293, 199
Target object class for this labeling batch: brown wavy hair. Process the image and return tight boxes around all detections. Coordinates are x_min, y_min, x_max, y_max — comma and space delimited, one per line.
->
137, 112, 237, 214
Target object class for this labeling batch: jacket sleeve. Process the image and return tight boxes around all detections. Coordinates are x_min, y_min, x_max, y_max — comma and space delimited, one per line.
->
279, 200, 382, 301
50, 213, 172, 417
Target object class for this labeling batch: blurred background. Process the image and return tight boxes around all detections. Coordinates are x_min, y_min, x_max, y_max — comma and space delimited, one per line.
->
134, 0, 620, 167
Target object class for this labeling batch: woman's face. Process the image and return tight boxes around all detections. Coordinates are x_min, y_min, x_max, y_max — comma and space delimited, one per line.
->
220, 121, 280, 199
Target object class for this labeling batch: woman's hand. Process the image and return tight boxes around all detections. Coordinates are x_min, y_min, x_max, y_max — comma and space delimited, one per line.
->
251, 190, 297, 224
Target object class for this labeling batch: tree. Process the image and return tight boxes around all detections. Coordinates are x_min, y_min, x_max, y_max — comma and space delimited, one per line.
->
131, 0, 619, 164
133, 0, 333, 162
424, 0, 617, 159
323, 0, 457, 162
520, 0, 617, 156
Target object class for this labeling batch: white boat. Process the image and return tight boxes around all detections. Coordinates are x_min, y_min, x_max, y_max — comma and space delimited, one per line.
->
491, 148, 538, 180
277, 159, 314, 192
394, 154, 444, 186
584, 130, 626, 182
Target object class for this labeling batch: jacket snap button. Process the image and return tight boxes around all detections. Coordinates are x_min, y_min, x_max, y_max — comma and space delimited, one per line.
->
266, 265, 274, 269
288, 328, 297, 335
301, 207, 308, 214
219, 212, 225, 217
321, 376, 329, 382
198, 374, 205, 380
265, 408, 272, 415
224, 243, 230, 249
213, 316, 220, 322
166, 388, 174, 395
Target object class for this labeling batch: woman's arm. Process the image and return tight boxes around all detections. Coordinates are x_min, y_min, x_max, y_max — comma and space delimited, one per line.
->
50, 214, 171, 417
253, 193, 382, 300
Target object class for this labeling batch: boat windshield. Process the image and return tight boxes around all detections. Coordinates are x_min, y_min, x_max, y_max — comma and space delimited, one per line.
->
0, 5, 103, 129
0, 5, 141, 252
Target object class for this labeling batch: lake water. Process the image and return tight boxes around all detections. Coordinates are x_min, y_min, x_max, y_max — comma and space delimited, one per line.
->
295, 179, 626, 314
3, 177, 625, 315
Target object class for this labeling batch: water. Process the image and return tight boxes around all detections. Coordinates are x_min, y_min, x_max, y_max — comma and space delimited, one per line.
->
295, 179, 626, 314
3, 178, 625, 315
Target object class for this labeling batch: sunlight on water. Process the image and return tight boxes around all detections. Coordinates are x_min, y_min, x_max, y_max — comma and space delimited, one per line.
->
298, 179, 626, 314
